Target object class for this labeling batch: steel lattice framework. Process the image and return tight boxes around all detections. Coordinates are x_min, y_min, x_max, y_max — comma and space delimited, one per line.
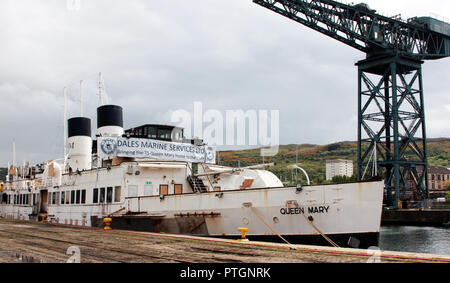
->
253, 0, 449, 59
253, 0, 450, 208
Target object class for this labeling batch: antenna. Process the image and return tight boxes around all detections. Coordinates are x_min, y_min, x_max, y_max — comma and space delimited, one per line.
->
63, 87, 67, 165
12, 140, 16, 168
80, 80, 84, 116
98, 72, 103, 106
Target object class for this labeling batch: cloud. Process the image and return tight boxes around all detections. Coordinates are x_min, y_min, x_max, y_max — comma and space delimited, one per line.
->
0, 0, 449, 166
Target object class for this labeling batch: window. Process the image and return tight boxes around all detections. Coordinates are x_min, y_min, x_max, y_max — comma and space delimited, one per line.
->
100, 187, 105, 203
174, 184, 182, 195
214, 187, 221, 192
81, 190, 86, 204
106, 187, 113, 203
149, 127, 157, 138
128, 185, 138, 198
55, 192, 60, 205
61, 192, 65, 205
71, 190, 75, 204
160, 185, 169, 196
76, 190, 81, 204
158, 129, 171, 139
114, 186, 121, 202
65, 191, 70, 204
144, 184, 153, 196
93, 188, 99, 204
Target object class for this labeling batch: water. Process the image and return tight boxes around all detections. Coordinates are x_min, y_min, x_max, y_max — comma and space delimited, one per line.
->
379, 225, 450, 255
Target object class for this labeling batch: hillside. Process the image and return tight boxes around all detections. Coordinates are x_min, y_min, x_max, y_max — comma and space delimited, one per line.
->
217, 138, 450, 185
1, 138, 448, 185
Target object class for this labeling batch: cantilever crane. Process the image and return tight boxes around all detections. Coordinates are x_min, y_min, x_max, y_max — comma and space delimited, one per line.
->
253, 0, 450, 208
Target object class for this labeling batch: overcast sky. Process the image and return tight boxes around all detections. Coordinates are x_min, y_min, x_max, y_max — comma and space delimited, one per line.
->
0, 0, 449, 166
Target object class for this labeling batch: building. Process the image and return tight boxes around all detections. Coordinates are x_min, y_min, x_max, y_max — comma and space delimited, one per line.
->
428, 166, 450, 191
405, 166, 450, 201
326, 159, 354, 180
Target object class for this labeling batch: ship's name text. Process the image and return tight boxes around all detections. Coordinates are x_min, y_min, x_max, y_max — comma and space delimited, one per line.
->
280, 206, 330, 215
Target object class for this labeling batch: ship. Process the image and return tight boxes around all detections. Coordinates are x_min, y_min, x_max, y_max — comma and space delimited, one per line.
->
0, 104, 384, 249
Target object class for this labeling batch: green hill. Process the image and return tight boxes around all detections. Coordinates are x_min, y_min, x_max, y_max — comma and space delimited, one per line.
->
217, 138, 450, 185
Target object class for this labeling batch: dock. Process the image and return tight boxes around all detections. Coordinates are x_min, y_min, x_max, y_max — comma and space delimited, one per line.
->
0, 218, 449, 263
382, 209, 450, 225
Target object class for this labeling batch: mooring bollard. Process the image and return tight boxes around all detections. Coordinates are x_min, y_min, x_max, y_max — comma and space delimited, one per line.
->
103, 217, 112, 230
237, 227, 250, 241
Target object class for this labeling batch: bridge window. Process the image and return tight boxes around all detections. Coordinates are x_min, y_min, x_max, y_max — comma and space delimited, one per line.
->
106, 187, 113, 203
100, 188, 105, 203
114, 186, 121, 202
76, 190, 81, 204
93, 188, 99, 204
65, 191, 70, 204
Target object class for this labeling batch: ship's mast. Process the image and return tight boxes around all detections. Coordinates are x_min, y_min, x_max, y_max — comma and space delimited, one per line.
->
63, 87, 68, 166
98, 72, 103, 106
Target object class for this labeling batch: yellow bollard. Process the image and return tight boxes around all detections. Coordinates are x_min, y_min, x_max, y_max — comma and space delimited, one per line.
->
237, 227, 250, 242
103, 218, 112, 230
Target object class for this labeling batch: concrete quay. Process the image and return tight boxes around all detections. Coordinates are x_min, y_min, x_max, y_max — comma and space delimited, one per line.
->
0, 218, 449, 263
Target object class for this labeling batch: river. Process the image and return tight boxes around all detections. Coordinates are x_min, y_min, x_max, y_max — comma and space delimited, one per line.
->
379, 225, 450, 255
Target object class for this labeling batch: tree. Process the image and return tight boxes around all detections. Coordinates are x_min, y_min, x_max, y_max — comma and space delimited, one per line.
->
445, 181, 450, 191
331, 174, 357, 184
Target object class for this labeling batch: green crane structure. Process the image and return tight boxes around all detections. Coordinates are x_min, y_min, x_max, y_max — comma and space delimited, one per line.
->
253, 0, 450, 208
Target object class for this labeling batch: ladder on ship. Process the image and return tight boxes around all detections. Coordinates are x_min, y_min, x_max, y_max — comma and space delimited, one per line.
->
187, 175, 208, 193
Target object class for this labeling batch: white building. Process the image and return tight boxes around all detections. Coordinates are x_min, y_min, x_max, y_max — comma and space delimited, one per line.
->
326, 159, 354, 180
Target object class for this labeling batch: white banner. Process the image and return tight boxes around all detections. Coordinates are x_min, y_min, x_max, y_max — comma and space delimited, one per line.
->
98, 137, 216, 164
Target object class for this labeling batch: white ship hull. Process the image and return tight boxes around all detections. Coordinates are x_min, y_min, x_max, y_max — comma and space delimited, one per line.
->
0, 104, 384, 249
1, 161, 383, 248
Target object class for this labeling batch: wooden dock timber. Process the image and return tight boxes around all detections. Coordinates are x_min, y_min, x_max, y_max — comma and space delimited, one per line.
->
0, 218, 449, 263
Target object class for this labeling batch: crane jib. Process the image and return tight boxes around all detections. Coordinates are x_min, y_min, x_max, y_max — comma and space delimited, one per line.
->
253, 0, 450, 59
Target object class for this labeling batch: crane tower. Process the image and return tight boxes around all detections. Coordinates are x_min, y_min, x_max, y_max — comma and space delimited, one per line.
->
253, 0, 450, 208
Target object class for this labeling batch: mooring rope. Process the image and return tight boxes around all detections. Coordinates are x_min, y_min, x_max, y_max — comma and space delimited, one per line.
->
297, 207, 340, 248
249, 206, 294, 247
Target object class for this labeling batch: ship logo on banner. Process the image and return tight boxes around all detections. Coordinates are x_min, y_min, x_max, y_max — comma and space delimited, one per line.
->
100, 138, 118, 155
98, 137, 216, 164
